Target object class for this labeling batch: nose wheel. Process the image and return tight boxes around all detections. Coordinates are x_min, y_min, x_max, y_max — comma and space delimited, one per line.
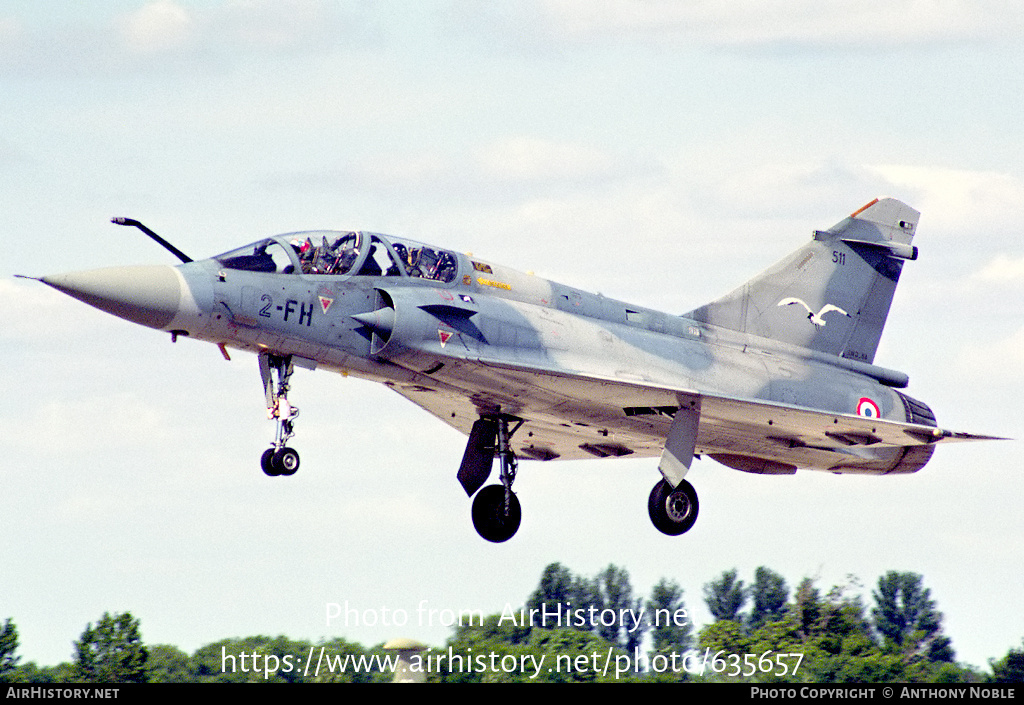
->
261, 446, 300, 477
259, 352, 301, 477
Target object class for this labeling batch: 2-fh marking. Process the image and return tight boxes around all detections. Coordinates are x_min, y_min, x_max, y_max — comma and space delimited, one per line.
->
259, 294, 313, 326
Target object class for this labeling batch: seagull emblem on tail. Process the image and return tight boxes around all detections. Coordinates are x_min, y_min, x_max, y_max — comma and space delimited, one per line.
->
777, 297, 850, 327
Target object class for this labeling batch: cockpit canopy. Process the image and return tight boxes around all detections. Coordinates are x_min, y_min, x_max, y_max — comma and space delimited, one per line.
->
214, 230, 459, 283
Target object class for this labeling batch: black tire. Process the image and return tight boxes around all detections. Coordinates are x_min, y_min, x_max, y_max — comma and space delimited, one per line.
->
471, 484, 521, 543
273, 447, 300, 476
261, 448, 279, 476
648, 478, 699, 536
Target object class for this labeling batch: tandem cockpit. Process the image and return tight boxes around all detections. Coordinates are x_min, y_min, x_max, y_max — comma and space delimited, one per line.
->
214, 231, 460, 283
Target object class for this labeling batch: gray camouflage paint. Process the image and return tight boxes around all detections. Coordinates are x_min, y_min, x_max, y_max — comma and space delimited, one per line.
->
40, 199, 991, 487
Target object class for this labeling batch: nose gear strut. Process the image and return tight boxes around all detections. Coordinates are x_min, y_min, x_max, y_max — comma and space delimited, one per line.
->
259, 352, 300, 476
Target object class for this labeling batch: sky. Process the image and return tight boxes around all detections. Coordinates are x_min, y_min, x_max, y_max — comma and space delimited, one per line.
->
2, 0, 1023, 673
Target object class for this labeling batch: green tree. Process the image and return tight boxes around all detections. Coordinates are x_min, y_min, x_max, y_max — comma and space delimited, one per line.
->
989, 640, 1024, 683
440, 613, 624, 683
647, 578, 692, 658
14, 662, 76, 683
145, 644, 193, 683
312, 638, 391, 684
526, 562, 603, 634
872, 571, 954, 663
749, 566, 789, 631
569, 573, 604, 631
0, 618, 20, 683
701, 576, 900, 683
526, 562, 574, 628
801, 581, 901, 683
191, 635, 385, 683
597, 564, 646, 652
792, 578, 822, 640
704, 568, 747, 622
73, 612, 148, 683
696, 572, 974, 684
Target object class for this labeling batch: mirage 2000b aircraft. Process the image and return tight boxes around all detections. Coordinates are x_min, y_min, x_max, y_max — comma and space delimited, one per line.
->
35, 198, 997, 542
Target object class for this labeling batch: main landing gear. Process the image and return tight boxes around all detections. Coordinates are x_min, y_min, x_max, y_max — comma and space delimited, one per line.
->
648, 478, 699, 535
456, 412, 702, 540
458, 414, 523, 543
259, 352, 300, 477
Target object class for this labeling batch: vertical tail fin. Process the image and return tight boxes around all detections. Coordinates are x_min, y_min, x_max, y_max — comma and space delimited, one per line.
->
686, 198, 920, 364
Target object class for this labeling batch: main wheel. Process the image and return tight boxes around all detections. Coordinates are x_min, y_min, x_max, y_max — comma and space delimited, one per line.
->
471, 484, 522, 543
261, 448, 279, 476
648, 478, 699, 536
273, 447, 300, 476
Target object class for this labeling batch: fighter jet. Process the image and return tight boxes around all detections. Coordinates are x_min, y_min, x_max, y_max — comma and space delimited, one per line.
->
32, 198, 997, 542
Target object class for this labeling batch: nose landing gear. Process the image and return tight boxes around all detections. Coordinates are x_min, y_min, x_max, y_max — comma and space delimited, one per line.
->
259, 352, 300, 477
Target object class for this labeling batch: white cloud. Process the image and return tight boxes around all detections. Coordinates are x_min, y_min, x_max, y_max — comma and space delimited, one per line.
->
957, 325, 1024, 382
867, 164, 1024, 237
473, 138, 616, 183
119, 0, 194, 54
3, 394, 170, 457
278, 138, 656, 203
116, 0, 363, 55
685, 160, 893, 220
971, 254, 1024, 284
2, 281, 125, 342
213, 0, 355, 51
531, 0, 1024, 48
0, 1, 370, 75
670, 159, 1024, 243
0, 15, 21, 44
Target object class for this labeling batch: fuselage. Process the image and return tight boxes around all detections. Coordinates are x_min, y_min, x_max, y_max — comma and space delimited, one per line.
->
38, 200, 998, 541
52, 228, 920, 473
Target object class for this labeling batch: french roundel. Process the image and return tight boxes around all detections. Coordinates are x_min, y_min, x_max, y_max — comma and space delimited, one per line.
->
857, 397, 880, 418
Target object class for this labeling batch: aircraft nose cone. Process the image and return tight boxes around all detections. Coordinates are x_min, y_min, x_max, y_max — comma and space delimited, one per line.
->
42, 265, 183, 330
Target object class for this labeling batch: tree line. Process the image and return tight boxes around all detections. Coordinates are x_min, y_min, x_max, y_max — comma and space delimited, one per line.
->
2, 564, 1022, 683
